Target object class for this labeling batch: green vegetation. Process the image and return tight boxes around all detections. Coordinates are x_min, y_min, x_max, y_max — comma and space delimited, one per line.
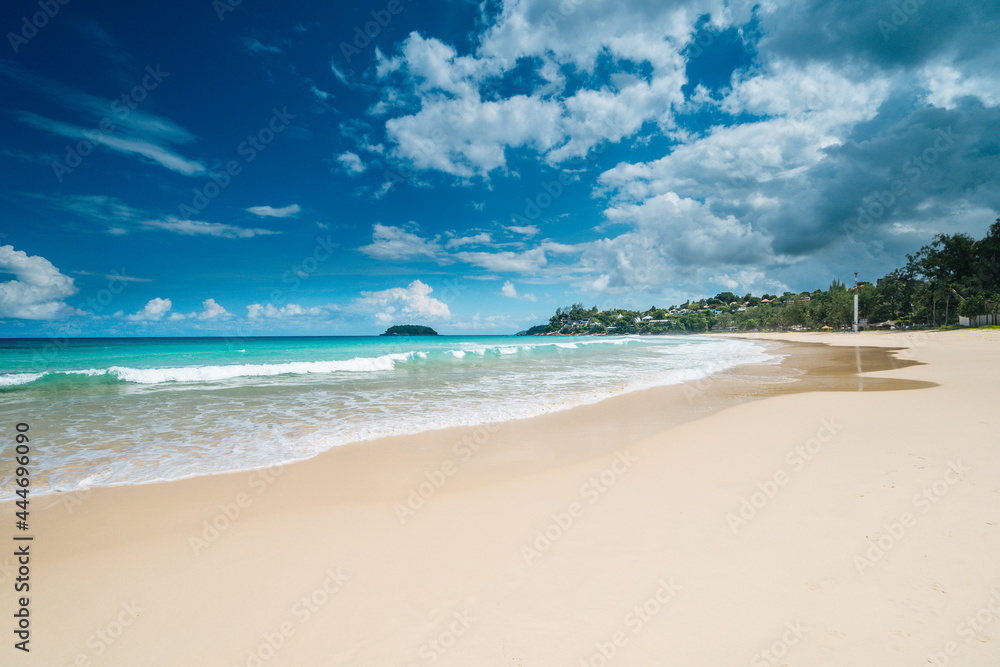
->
380, 324, 439, 336
522, 219, 1000, 335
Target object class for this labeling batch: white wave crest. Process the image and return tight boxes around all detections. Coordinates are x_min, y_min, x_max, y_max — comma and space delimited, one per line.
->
66, 353, 412, 385
0, 373, 44, 387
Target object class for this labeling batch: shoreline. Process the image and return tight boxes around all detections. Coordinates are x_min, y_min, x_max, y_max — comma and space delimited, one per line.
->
4, 330, 999, 665
11, 336, 890, 504
3, 334, 772, 502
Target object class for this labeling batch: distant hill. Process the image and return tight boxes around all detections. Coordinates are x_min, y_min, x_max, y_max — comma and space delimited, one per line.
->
380, 324, 439, 336
518, 325, 549, 336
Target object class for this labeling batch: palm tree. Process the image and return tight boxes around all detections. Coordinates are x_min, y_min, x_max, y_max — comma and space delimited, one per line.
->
942, 282, 964, 326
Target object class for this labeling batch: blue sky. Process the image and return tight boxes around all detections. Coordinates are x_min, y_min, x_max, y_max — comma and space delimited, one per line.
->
1, 0, 999, 335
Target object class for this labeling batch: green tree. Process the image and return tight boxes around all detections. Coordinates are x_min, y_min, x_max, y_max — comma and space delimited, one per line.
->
973, 220, 1000, 293
679, 312, 708, 332
958, 294, 986, 318
907, 232, 978, 325
715, 292, 739, 304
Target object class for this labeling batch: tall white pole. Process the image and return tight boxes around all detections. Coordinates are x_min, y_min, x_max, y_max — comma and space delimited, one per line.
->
853, 272, 859, 333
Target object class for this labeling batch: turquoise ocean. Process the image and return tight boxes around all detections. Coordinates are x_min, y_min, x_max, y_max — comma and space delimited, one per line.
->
0, 335, 775, 498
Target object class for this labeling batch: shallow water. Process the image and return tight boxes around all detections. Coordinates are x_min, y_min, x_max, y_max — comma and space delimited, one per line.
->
0, 334, 775, 497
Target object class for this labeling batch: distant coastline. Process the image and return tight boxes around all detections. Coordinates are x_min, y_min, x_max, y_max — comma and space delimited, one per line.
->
520, 220, 1000, 335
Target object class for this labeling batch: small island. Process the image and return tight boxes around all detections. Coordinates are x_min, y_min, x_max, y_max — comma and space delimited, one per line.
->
380, 324, 439, 336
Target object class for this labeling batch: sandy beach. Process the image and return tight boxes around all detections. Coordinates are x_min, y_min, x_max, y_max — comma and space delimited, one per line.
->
5, 329, 1000, 666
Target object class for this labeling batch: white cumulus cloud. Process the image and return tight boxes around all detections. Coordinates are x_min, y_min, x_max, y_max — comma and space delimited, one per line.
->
453, 247, 548, 273
0, 245, 78, 319
359, 224, 442, 260
445, 232, 491, 249
504, 225, 539, 237
355, 280, 451, 323
500, 280, 537, 301
337, 151, 366, 174
373, 1, 723, 177
168, 298, 232, 321
127, 297, 172, 321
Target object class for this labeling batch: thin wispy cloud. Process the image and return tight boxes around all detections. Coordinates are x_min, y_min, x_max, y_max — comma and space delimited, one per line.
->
73, 19, 138, 83
16, 112, 207, 176
74, 270, 154, 283
330, 60, 351, 86
310, 85, 333, 100
247, 303, 326, 319
37, 194, 144, 224
40, 195, 279, 239
1, 147, 59, 165
140, 218, 281, 239
2, 64, 205, 176
242, 37, 283, 55
245, 204, 301, 218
